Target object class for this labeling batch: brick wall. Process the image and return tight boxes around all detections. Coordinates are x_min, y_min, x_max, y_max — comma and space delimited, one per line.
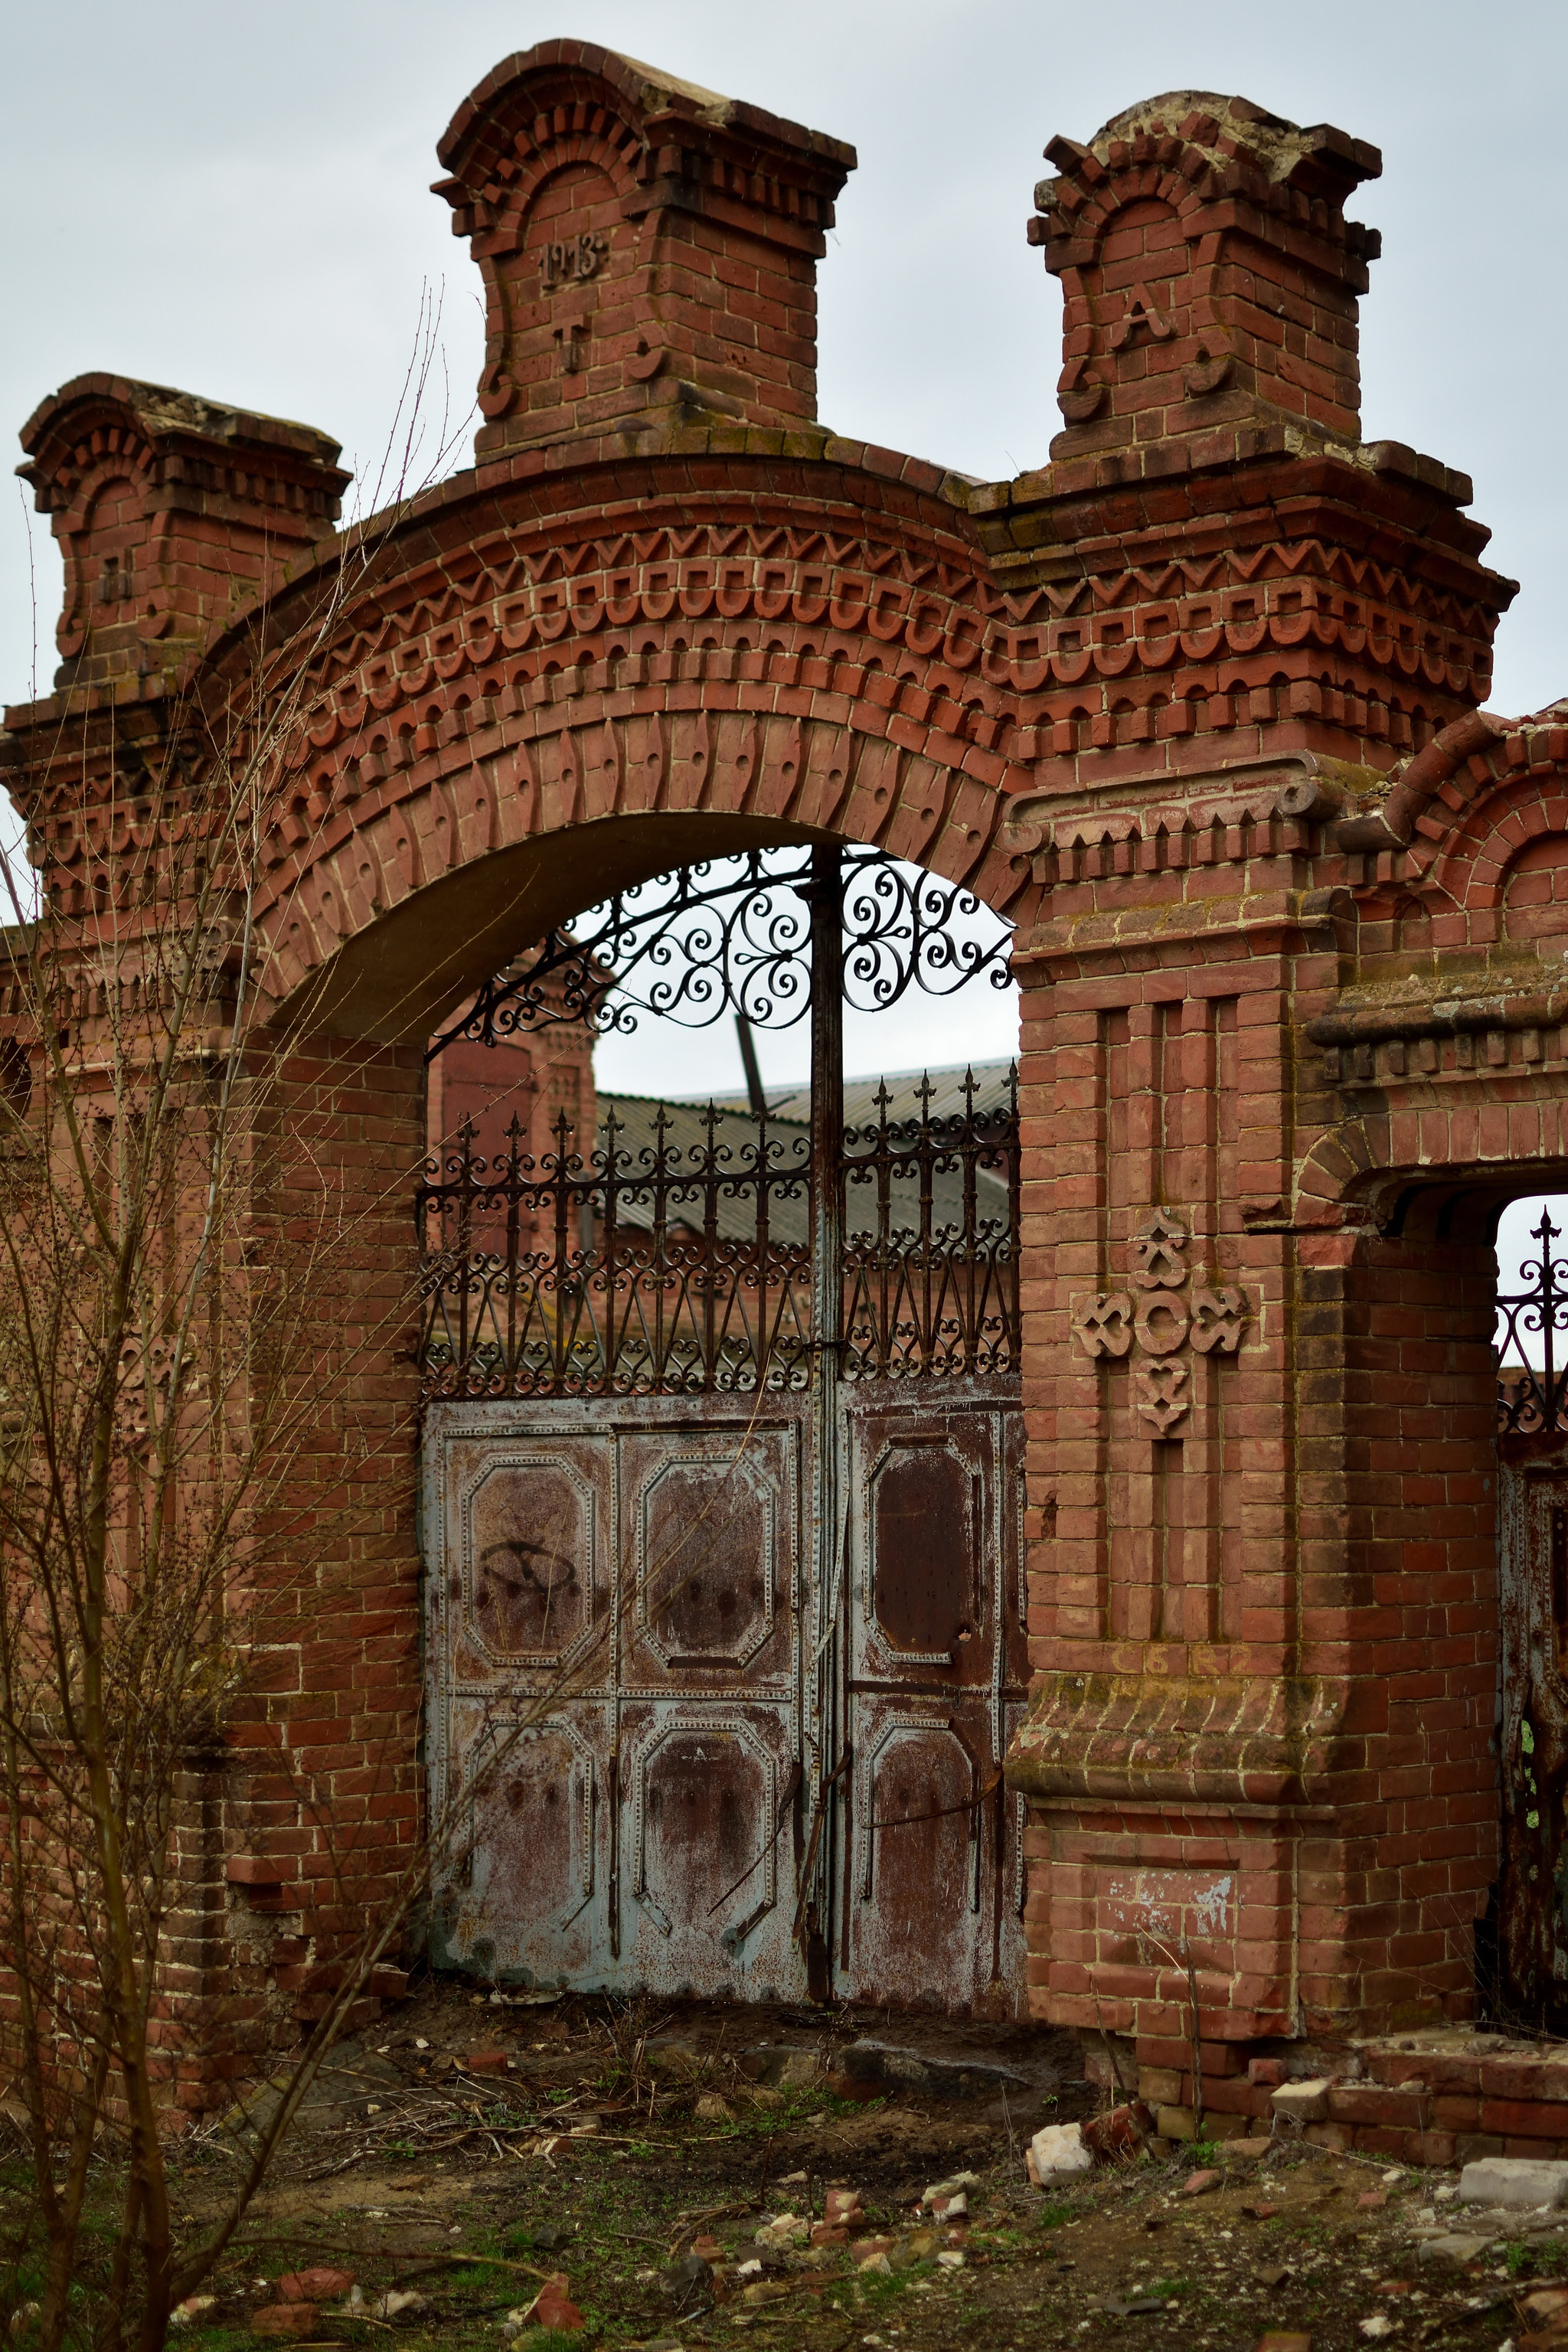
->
214, 1037, 426, 2082
1298, 1213, 1501, 2027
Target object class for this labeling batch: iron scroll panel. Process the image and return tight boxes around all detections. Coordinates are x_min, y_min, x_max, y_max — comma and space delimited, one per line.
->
426, 845, 1014, 1059
1498, 1209, 1568, 1441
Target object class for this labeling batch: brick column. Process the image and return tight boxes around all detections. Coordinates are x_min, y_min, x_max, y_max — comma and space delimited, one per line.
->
1011, 906, 1504, 2064
218, 1034, 427, 2059
1014, 914, 1314, 2042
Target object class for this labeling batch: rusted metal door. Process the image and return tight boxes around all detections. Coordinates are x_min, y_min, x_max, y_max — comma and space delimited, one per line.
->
1496, 1461, 1568, 2029
419, 843, 1023, 2007
425, 1396, 810, 1998
1495, 1209, 1568, 2030
840, 1380, 1030, 2015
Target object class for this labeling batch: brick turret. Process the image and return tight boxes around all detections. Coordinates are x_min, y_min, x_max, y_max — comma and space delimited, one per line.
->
433, 40, 856, 458
1031, 93, 1383, 462
971, 91, 1514, 788
18, 374, 348, 694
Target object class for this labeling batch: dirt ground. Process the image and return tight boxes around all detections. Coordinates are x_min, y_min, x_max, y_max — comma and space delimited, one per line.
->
5, 1977, 1560, 2352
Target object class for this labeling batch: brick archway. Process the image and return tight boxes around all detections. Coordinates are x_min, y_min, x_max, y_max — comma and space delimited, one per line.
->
18, 46, 1568, 2110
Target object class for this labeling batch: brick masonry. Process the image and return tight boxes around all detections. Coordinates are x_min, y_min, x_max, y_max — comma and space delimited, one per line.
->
4, 57, 1567, 2106
1124, 2031, 1568, 2167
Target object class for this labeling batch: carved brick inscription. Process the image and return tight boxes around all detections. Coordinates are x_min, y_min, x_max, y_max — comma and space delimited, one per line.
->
537, 231, 609, 292
1070, 1209, 1245, 1433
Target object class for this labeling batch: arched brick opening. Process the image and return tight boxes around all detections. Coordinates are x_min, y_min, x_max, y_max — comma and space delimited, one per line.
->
241, 746, 1036, 2001
403, 815, 1028, 2011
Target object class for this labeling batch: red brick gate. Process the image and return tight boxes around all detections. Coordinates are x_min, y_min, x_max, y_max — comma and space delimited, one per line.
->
7, 46, 1566, 2096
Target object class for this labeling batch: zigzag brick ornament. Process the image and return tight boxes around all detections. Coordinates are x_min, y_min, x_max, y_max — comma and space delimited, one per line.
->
11, 50, 1568, 2142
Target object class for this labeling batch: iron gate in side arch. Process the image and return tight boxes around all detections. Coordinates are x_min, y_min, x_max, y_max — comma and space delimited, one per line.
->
415, 843, 1030, 2011
1496, 1207, 1568, 2032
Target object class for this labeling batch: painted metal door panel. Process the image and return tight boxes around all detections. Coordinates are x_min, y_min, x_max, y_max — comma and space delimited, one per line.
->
455, 1707, 606, 1984
424, 1378, 1027, 2007
840, 1378, 1031, 2017
616, 1700, 799, 1991
426, 1394, 808, 2000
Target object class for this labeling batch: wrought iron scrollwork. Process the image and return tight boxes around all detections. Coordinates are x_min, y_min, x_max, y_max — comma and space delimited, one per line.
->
427, 845, 1012, 1060
839, 858, 1013, 1016
1498, 1208, 1568, 1439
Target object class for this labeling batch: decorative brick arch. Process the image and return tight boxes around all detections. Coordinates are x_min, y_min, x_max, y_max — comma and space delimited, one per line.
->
16, 51, 1568, 2111
1430, 757, 1568, 920
257, 676, 1034, 1042
191, 454, 1048, 1035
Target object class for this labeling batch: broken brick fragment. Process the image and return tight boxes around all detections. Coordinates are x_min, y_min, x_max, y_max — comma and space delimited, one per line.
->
251, 2307, 318, 2338
1084, 2100, 1155, 2158
465, 2046, 511, 2074
530, 2275, 583, 2332
278, 2269, 354, 2303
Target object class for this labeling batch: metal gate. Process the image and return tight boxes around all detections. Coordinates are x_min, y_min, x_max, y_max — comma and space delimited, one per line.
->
416, 844, 1027, 2009
1496, 1210, 1568, 2030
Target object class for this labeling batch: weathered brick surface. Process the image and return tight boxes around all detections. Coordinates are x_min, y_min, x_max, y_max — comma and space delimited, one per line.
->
435, 42, 854, 460
16, 377, 347, 693
2, 50, 1564, 2102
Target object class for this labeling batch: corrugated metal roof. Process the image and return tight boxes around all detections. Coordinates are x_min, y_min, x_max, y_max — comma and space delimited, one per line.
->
673, 1057, 1017, 1129
599, 1058, 1013, 1248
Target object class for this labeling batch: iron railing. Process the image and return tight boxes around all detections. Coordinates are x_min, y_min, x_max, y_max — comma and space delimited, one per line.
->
416, 1067, 1021, 1400
416, 1103, 812, 1399
841, 1067, 1020, 1380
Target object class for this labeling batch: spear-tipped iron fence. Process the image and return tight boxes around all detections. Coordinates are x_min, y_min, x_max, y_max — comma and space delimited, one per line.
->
416, 1065, 1020, 1400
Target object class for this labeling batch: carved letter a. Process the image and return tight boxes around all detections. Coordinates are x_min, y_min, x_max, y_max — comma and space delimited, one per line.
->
1109, 283, 1174, 350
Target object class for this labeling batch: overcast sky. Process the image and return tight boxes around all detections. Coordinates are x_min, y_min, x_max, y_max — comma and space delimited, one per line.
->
4, 0, 1566, 1114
